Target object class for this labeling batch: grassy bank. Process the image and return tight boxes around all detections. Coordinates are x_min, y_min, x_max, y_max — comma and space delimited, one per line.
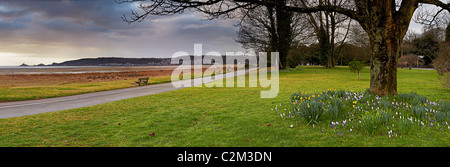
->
0, 75, 172, 102
0, 67, 448, 146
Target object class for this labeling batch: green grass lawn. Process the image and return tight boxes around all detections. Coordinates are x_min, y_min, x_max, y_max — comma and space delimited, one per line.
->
0, 75, 172, 102
0, 66, 448, 146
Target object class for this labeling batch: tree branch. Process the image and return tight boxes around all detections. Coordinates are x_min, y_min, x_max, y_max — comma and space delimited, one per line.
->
415, 0, 450, 28
118, 0, 362, 25
118, 0, 227, 23
419, 0, 450, 11
282, 4, 362, 24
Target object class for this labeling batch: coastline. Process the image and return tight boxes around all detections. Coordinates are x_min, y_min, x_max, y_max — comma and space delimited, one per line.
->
0, 66, 180, 75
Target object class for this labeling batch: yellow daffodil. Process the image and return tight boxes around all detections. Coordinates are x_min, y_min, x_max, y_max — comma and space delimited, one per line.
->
353, 105, 355, 108
353, 101, 357, 104
307, 104, 310, 108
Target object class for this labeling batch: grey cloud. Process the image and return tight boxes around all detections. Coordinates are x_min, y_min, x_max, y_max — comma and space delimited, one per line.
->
0, 0, 245, 65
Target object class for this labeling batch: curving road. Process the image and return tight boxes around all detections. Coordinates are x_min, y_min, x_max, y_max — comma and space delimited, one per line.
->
0, 68, 256, 119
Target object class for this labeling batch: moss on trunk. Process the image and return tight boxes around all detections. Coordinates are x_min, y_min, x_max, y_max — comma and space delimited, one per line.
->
362, 0, 417, 96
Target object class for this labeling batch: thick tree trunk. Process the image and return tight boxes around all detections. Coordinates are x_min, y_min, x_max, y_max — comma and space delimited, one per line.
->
276, 3, 293, 69
318, 26, 330, 67
363, 0, 413, 96
327, 49, 335, 68
328, 13, 336, 68
369, 36, 400, 95
357, 0, 420, 96
267, 6, 277, 67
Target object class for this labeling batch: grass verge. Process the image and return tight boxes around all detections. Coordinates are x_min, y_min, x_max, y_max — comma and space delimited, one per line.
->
0, 76, 172, 102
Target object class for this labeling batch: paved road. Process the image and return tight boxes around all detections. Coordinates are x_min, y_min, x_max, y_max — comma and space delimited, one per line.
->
0, 68, 256, 119
397, 67, 435, 71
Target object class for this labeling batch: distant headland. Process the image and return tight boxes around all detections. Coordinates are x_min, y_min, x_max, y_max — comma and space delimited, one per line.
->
20, 56, 255, 67
49, 57, 173, 66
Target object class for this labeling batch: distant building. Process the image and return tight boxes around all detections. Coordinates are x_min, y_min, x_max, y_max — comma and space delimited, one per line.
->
399, 54, 424, 68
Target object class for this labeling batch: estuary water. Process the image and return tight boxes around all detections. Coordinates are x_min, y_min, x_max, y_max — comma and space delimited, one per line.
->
0, 66, 135, 75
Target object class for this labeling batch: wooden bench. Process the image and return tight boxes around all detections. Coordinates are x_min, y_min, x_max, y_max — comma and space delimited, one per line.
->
135, 77, 149, 86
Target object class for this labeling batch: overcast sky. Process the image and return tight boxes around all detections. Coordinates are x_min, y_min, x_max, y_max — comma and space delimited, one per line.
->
0, 0, 436, 66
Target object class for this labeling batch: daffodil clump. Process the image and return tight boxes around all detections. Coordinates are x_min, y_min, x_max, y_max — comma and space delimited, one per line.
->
276, 89, 450, 137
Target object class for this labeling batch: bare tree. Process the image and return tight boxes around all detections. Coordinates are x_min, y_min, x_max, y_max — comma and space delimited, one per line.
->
117, 0, 450, 96
299, 0, 353, 68
402, 55, 420, 70
434, 42, 450, 89
235, 6, 275, 52
235, 3, 312, 68
338, 23, 371, 65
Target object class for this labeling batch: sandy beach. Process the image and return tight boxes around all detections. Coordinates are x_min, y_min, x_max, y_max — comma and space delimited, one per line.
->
0, 66, 180, 87
0, 65, 241, 87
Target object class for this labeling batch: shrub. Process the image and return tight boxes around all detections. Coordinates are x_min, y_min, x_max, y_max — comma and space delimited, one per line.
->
348, 59, 365, 80
295, 100, 325, 124
280, 69, 291, 72
433, 43, 449, 89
